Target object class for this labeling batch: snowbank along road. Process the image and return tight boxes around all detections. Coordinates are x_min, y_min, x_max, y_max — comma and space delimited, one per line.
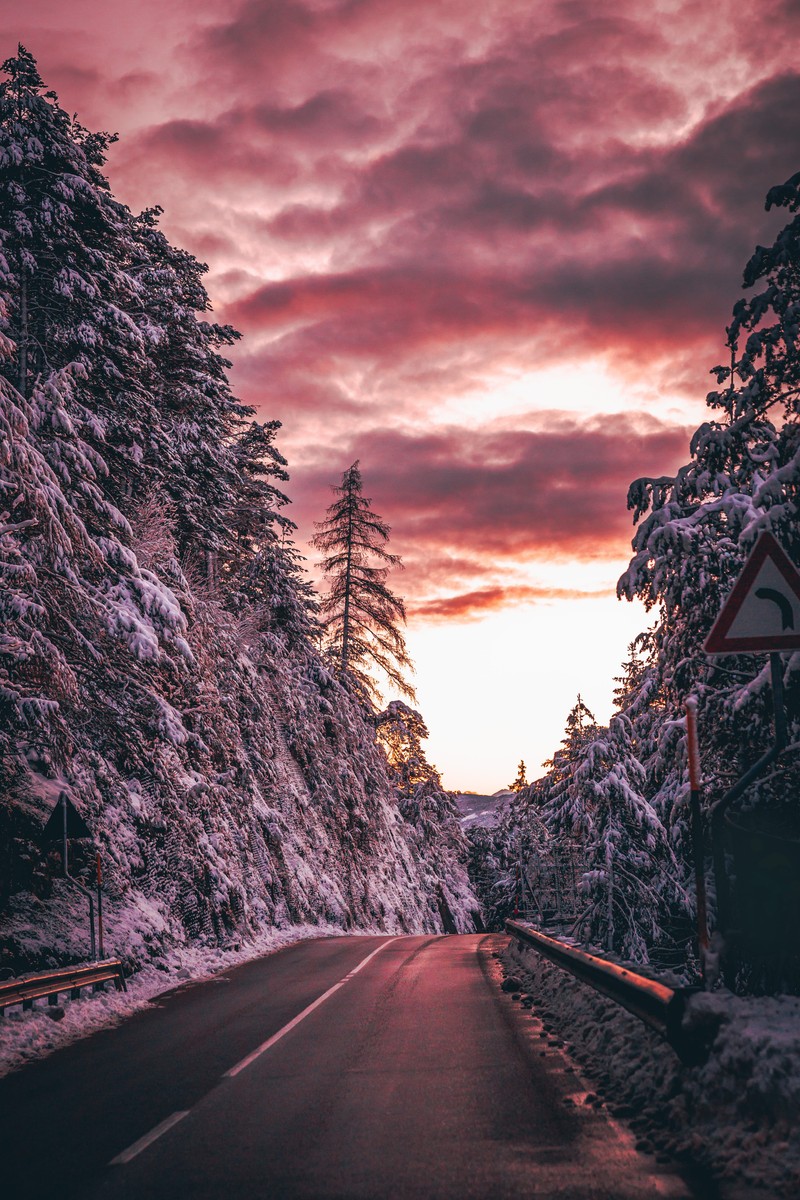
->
1, 933, 704, 1199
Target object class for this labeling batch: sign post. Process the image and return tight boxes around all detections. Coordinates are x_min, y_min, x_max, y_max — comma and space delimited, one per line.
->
41, 792, 97, 961
703, 532, 800, 950
96, 852, 105, 960
685, 699, 709, 975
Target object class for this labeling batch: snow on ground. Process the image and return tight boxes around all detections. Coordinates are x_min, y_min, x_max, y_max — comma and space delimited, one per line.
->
0, 922, 350, 1079
454, 790, 512, 829
505, 938, 800, 1199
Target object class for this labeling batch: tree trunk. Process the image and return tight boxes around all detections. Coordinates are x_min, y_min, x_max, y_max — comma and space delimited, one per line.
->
341, 495, 354, 673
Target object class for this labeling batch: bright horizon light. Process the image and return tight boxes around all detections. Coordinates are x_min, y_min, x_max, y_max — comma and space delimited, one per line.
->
408, 568, 651, 795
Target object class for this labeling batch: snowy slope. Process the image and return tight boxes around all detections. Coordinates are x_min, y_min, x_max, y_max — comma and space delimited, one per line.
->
455, 791, 513, 830
505, 939, 800, 1198
1, 609, 481, 973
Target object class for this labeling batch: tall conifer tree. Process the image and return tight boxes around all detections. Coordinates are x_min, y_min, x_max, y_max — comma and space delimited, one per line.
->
312, 461, 413, 703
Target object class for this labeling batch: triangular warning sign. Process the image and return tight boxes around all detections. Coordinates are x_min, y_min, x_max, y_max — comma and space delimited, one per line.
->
704, 532, 800, 654
41, 792, 94, 842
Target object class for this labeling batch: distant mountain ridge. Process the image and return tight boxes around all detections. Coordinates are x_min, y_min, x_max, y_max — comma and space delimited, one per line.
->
454, 791, 514, 830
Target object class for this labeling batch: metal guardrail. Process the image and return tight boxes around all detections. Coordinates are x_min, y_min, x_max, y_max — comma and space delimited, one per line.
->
505, 920, 707, 1063
0, 960, 127, 1015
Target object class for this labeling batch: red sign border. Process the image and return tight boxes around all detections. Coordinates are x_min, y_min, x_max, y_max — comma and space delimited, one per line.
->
704, 531, 800, 655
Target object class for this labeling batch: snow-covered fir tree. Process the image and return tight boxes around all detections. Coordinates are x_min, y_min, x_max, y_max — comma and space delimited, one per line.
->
546, 707, 687, 960
375, 701, 440, 798
612, 171, 800, 984
619, 173, 800, 854
375, 700, 480, 933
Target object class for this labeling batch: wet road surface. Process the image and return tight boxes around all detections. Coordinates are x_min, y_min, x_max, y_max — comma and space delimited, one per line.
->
1, 933, 698, 1199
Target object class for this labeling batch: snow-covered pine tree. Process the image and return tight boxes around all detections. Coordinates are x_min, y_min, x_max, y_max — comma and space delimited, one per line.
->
610, 633, 686, 844
533, 698, 598, 925
129, 207, 259, 578
467, 777, 550, 931
619, 170, 800, 847
552, 710, 687, 961
0, 48, 160, 485
375, 701, 440, 798
241, 535, 319, 650
230, 420, 292, 552
0, 48, 196, 777
0, 368, 77, 776
543, 695, 598, 804
374, 700, 479, 933
224, 416, 319, 646
312, 461, 414, 704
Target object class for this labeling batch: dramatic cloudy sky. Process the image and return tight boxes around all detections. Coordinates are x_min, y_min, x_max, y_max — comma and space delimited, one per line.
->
7, 0, 800, 789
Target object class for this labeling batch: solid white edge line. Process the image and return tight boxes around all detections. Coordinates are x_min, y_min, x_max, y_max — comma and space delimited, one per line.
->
109, 1110, 190, 1166
223, 937, 397, 1078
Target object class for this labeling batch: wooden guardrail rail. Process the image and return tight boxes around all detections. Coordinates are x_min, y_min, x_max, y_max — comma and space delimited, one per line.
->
505, 920, 708, 1063
0, 960, 126, 1015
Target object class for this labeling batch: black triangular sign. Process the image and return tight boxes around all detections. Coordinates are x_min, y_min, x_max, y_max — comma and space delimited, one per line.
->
41, 792, 93, 842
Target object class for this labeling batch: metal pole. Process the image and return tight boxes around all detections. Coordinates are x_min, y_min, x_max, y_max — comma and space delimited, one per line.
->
96, 852, 105, 960
685, 700, 709, 977
770, 653, 788, 749
88, 893, 96, 961
61, 791, 68, 877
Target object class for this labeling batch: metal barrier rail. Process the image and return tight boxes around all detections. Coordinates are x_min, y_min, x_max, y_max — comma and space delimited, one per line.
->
0, 960, 127, 1015
505, 920, 707, 1063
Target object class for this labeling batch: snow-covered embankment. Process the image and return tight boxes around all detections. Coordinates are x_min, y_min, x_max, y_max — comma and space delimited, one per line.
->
504, 940, 800, 1198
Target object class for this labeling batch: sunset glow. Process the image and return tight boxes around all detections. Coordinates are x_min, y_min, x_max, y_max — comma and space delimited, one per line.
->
9, 0, 800, 789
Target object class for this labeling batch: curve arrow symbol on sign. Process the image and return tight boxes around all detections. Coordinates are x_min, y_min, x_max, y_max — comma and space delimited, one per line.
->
704, 532, 800, 654
755, 587, 795, 630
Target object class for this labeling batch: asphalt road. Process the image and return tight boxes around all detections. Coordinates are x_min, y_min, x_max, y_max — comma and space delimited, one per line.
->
1, 933, 699, 1199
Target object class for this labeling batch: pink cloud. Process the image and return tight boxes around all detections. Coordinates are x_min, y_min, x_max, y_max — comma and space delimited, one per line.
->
286, 415, 692, 602
409, 584, 610, 623
6, 1, 800, 614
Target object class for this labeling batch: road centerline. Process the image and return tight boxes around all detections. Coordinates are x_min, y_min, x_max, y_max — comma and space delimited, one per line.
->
223, 937, 397, 1079
109, 1111, 190, 1166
